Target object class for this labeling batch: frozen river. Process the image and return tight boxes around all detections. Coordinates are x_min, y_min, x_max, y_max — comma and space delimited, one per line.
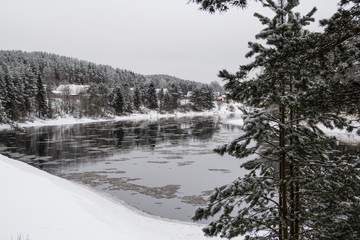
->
0, 116, 249, 222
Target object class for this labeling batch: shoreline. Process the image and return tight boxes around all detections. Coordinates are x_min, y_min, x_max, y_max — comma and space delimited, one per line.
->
1, 108, 358, 146
0, 104, 243, 130
224, 118, 360, 146
0, 153, 234, 240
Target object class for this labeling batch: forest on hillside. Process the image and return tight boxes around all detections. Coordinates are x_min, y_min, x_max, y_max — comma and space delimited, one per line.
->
0, 50, 222, 122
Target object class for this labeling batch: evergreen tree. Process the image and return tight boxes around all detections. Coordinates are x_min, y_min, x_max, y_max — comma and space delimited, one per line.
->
86, 83, 110, 117
209, 81, 224, 95
0, 67, 7, 109
191, 1, 360, 239
318, 2, 360, 117
163, 91, 172, 112
23, 65, 37, 116
35, 74, 48, 118
46, 84, 54, 118
60, 86, 73, 114
169, 84, 181, 110
190, 86, 214, 110
111, 86, 124, 115
12, 70, 27, 118
121, 83, 133, 113
0, 100, 19, 130
123, 92, 134, 113
0, 100, 10, 124
200, 85, 215, 110
133, 86, 142, 110
4, 70, 20, 120
145, 82, 158, 109
158, 88, 165, 112
190, 88, 202, 110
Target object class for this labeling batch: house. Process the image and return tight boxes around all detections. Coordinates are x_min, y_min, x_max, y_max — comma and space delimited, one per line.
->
51, 84, 89, 101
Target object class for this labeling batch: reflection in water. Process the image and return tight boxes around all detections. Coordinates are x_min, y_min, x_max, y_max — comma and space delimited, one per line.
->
0, 116, 242, 222
0, 117, 219, 171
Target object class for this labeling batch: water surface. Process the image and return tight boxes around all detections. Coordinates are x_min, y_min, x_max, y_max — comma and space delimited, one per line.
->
0, 116, 248, 222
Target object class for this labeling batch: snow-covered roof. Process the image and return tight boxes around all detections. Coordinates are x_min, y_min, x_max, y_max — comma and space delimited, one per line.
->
53, 84, 89, 96
155, 88, 168, 94
186, 91, 193, 97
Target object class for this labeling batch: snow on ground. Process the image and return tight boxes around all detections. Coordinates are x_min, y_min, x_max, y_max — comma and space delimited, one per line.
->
318, 122, 360, 145
225, 119, 360, 145
224, 118, 244, 127
0, 154, 243, 240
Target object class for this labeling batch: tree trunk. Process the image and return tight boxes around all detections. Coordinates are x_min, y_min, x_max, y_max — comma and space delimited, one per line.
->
280, 105, 288, 239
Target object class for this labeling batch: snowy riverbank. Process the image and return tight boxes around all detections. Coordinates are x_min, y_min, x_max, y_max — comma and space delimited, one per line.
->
0, 154, 243, 240
0, 103, 243, 130
226, 118, 360, 145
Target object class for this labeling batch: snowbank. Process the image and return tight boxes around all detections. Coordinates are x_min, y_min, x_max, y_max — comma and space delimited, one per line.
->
318, 123, 360, 145
224, 118, 244, 127
0, 154, 240, 240
0, 102, 243, 130
225, 118, 360, 145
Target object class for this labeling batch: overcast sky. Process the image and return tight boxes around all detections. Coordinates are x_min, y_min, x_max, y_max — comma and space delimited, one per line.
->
0, 0, 339, 84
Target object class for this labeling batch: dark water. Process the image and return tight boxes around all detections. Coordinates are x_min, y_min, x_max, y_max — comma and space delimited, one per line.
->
0, 116, 249, 222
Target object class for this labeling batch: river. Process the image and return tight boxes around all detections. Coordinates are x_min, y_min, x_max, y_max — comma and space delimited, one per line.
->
0, 116, 249, 222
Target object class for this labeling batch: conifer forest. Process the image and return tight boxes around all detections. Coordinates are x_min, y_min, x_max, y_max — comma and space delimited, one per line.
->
0, 50, 217, 123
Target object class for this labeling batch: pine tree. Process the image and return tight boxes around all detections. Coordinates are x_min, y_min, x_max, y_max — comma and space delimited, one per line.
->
35, 74, 48, 118
190, 88, 202, 110
123, 92, 134, 113
4, 70, 20, 120
12, 70, 27, 118
86, 83, 110, 117
169, 84, 181, 110
133, 86, 142, 110
191, 1, 360, 239
190, 86, 214, 110
318, 1, 360, 117
0, 66, 7, 108
60, 86, 73, 114
0, 100, 10, 124
158, 88, 165, 112
111, 86, 124, 115
200, 85, 215, 110
121, 83, 133, 113
0, 68, 20, 128
23, 65, 37, 116
163, 91, 172, 112
46, 84, 54, 118
145, 82, 158, 110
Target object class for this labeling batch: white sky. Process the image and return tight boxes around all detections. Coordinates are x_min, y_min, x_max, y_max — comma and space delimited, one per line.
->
0, 0, 339, 84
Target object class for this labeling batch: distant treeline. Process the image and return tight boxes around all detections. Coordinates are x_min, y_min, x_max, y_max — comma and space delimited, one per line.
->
0, 50, 223, 122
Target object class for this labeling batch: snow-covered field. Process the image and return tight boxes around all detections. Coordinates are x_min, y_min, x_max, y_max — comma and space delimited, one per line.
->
0, 154, 241, 240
